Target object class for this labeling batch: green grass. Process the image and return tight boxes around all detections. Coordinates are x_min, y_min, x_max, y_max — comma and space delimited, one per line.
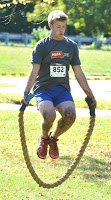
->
0, 92, 34, 105
0, 92, 111, 110
79, 49, 111, 76
0, 110, 111, 199
0, 45, 111, 76
0, 83, 16, 87
75, 98, 111, 110
0, 46, 32, 75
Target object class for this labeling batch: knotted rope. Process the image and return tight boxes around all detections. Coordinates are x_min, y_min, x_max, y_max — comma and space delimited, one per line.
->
18, 96, 95, 188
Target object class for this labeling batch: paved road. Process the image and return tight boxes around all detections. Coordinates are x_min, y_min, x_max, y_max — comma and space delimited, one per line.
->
70, 79, 111, 100
0, 77, 111, 116
0, 76, 111, 100
0, 103, 111, 117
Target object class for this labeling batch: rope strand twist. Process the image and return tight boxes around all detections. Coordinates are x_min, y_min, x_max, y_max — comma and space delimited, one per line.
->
18, 96, 95, 188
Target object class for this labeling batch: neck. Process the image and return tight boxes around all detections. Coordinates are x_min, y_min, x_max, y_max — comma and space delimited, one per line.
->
50, 31, 64, 40
50, 33, 64, 41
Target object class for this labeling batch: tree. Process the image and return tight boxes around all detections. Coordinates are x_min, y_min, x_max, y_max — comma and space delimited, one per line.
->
26, 0, 65, 23
72, 0, 111, 36
0, 1, 36, 33
0, 0, 31, 25
26, 0, 111, 36
0, 0, 111, 36
0, 0, 29, 8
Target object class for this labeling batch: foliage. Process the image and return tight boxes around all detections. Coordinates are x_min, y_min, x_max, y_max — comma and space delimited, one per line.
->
0, 2, 36, 33
89, 35, 107, 50
0, 0, 111, 36
95, 35, 106, 49
0, 0, 55, 8
26, 0, 111, 36
0, 0, 30, 8
30, 26, 50, 45
71, 0, 111, 36
26, 0, 67, 23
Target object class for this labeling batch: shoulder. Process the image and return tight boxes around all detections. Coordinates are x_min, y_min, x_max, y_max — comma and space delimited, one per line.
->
34, 35, 50, 49
36, 35, 50, 46
64, 36, 78, 48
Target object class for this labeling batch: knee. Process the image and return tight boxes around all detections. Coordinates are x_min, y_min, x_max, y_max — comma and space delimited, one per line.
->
63, 107, 76, 124
42, 110, 56, 124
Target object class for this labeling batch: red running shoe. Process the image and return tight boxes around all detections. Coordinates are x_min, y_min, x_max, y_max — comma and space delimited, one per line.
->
36, 135, 49, 159
49, 135, 59, 159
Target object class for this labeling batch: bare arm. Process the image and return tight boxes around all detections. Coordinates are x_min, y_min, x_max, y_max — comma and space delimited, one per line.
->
21, 63, 40, 104
72, 65, 96, 107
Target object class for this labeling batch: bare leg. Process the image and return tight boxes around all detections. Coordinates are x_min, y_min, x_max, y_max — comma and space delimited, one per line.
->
38, 100, 56, 139
51, 101, 76, 138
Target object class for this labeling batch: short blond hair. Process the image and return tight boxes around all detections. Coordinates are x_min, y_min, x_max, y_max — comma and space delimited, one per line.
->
48, 10, 68, 25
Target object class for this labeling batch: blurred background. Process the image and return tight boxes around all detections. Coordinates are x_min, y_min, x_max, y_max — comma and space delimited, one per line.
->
0, 0, 111, 48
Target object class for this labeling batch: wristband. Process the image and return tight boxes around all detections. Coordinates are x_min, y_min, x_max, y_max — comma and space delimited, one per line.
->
24, 91, 29, 96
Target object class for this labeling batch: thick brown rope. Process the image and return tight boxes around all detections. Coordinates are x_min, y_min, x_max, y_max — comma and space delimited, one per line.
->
18, 110, 95, 189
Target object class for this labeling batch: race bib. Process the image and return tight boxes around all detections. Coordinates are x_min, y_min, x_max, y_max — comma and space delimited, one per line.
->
50, 63, 66, 77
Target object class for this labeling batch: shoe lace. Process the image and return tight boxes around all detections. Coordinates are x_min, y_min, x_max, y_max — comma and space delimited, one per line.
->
40, 138, 49, 147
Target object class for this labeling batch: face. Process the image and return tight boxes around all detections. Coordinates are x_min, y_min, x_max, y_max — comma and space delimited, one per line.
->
49, 20, 66, 40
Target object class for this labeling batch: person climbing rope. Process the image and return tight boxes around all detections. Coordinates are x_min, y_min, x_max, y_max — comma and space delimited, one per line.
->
21, 10, 96, 160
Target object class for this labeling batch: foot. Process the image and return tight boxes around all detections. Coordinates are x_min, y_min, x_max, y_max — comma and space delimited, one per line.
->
49, 133, 59, 159
36, 135, 49, 159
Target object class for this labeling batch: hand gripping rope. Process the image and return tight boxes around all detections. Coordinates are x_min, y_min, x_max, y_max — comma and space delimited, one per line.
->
18, 94, 95, 189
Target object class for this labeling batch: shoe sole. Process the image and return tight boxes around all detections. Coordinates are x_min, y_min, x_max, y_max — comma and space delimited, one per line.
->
37, 151, 46, 159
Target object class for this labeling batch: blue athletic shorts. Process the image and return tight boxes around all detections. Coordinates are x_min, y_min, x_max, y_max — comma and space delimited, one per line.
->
34, 85, 74, 107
